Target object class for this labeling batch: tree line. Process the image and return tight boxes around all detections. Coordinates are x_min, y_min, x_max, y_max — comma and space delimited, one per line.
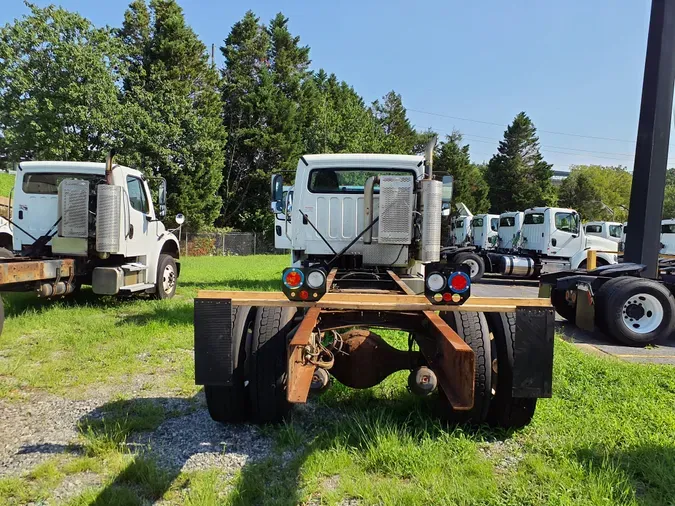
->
2, 1, 665, 232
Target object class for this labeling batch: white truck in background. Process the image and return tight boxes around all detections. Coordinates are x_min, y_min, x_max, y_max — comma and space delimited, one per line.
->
0, 155, 182, 332
497, 211, 524, 251
584, 221, 623, 244
443, 206, 618, 281
471, 214, 499, 250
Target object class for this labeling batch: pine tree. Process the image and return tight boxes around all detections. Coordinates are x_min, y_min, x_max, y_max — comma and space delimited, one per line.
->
485, 112, 555, 212
372, 91, 419, 154
119, 0, 225, 230
0, 4, 124, 162
434, 132, 490, 213
219, 11, 311, 232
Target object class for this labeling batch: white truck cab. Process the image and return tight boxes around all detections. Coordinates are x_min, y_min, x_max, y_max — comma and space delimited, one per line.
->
471, 214, 499, 250
661, 219, 675, 254
274, 186, 293, 250
271, 154, 428, 266
518, 207, 617, 272
450, 203, 472, 246
12, 161, 181, 298
497, 211, 524, 251
270, 153, 453, 274
584, 221, 623, 244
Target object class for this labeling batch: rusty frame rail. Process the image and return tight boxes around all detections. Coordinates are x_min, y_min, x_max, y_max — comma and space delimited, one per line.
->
0, 258, 75, 287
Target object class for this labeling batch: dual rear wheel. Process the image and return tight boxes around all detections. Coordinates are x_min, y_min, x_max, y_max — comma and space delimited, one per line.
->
551, 277, 675, 346
204, 304, 536, 429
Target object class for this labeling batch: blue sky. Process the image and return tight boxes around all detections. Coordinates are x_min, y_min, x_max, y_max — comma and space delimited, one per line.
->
3, 0, 665, 171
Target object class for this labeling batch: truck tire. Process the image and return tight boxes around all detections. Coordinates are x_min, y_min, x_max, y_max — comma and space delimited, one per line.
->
205, 305, 256, 423
453, 252, 485, 283
594, 277, 634, 334
551, 288, 576, 323
485, 312, 537, 428
438, 311, 491, 424
601, 278, 675, 346
0, 247, 14, 258
155, 254, 177, 299
248, 305, 297, 424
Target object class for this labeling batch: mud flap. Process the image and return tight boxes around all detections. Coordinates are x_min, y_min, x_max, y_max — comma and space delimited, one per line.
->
513, 307, 555, 398
194, 298, 233, 386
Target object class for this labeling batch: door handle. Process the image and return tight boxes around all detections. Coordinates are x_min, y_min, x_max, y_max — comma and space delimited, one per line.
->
18, 210, 23, 219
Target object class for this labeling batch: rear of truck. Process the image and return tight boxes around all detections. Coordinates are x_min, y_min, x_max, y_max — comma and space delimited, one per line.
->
194, 147, 555, 428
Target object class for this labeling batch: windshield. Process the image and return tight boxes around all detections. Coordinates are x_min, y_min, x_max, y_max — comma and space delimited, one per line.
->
307, 169, 415, 193
22, 172, 103, 195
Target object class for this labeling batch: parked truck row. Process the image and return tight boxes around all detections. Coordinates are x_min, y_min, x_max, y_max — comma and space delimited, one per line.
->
443, 207, 619, 282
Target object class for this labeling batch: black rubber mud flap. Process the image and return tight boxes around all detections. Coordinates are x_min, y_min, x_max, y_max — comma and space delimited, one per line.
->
513, 307, 555, 398
194, 298, 233, 386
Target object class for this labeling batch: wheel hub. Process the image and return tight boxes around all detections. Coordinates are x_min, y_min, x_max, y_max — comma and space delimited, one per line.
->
621, 293, 663, 334
463, 259, 479, 277
162, 264, 176, 292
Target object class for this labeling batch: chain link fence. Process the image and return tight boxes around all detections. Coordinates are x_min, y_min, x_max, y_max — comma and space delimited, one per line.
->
178, 231, 278, 256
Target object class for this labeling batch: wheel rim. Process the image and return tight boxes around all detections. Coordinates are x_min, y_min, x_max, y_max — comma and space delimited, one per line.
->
162, 264, 176, 293
621, 293, 663, 334
463, 259, 479, 278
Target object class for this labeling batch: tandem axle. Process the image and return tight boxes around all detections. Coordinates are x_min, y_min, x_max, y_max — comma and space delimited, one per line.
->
194, 268, 554, 428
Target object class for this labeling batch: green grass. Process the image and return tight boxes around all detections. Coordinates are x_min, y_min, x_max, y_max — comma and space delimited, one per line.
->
0, 172, 14, 198
1, 254, 675, 505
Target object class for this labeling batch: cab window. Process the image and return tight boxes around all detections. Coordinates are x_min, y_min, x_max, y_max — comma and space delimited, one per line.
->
609, 225, 623, 238
555, 212, 578, 233
127, 176, 149, 214
662, 224, 675, 234
524, 213, 544, 225
500, 216, 515, 227
307, 169, 414, 193
586, 224, 603, 234
471, 217, 484, 227
490, 218, 499, 231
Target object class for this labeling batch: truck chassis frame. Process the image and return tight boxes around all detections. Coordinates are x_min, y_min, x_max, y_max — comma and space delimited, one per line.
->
195, 268, 554, 426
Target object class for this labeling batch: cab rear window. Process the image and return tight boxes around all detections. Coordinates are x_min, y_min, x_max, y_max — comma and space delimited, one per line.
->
22, 173, 101, 195
500, 217, 515, 227
524, 213, 544, 225
586, 225, 603, 233
307, 169, 415, 193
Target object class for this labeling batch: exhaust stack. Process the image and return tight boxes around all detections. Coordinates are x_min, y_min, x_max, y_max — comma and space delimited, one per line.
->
423, 135, 438, 179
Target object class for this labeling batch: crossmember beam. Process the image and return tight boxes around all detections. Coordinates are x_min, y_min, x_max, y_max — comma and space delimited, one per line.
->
197, 290, 551, 312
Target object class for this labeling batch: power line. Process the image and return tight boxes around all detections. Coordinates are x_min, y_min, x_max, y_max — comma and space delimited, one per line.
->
409, 108, 638, 143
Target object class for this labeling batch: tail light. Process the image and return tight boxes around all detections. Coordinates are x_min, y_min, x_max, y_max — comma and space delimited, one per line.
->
282, 267, 327, 301
425, 263, 471, 305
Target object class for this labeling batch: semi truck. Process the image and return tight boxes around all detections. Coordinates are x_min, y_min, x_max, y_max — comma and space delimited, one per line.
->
194, 142, 554, 428
0, 155, 182, 332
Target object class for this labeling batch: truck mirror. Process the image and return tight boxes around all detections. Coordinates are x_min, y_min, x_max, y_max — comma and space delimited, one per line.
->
441, 176, 454, 205
158, 179, 167, 218
270, 174, 284, 213
175, 213, 185, 225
